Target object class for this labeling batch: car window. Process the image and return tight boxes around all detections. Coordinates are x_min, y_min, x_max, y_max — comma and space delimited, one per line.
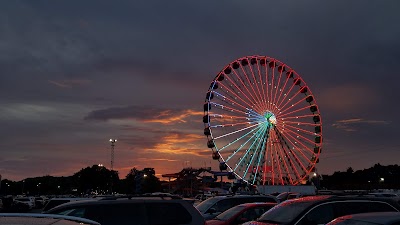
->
57, 208, 86, 218
334, 201, 398, 218
215, 205, 245, 221
81, 204, 147, 225
103, 203, 147, 225
258, 201, 312, 224
146, 202, 192, 225
297, 203, 334, 225
196, 197, 219, 213
43, 200, 70, 211
214, 198, 236, 213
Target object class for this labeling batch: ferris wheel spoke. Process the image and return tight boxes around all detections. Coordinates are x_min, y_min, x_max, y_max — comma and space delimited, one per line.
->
275, 80, 298, 110
241, 126, 267, 180
272, 65, 285, 108
277, 85, 304, 110
261, 60, 271, 112
231, 66, 260, 109
271, 130, 302, 183
233, 125, 268, 171
268, 61, 276, 111
245, 61, 268, 112
225, 124, 266, 162
239, 63, 264, 109
254, 60, 269, 111
280, 114, 315, 120
214, 122, 262, 141
270, 131, 294, 184
280, 128, 316, 156
279, 96, 310, 115
282, 126, 319, 149
273, 141, 285, 185
252, 136, 267, 184
275, 70, 293, 108
281, 124, 318, 136
272, 130, 298, 184
282, 120, 321, 127
218, 81, 261, 112
222, 75, 263, 113
274, 128, 308, 175
213, 91, 250, 112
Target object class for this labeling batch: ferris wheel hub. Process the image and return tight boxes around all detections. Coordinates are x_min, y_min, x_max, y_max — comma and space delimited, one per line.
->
264, 111, 277, 126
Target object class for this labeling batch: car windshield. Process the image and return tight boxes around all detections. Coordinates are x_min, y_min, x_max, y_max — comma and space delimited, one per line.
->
15, 198, 30, 201
195, 197, 220, 213
214, 205, 245, 221
258, 200, 313, 223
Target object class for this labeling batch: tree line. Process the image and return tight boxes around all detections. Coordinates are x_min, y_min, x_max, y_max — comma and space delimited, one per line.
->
0, 165, 161, 196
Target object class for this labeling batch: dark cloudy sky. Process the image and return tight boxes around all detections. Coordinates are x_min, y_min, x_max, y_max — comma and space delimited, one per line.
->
0, 1, 399, 181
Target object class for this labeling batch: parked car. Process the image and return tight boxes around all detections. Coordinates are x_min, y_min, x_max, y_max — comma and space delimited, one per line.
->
0, 213, 100, 225
327, 211, 400, 225
206, 202, 277, 225
196, 194, 279, 220
13, 197, 35, 209
46, 196, 205, 225
42, 197, 93, 212
243, 195, 400, 225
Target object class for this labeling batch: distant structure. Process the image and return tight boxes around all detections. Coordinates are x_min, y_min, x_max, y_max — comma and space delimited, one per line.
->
203, 55, 323, 186
109, 139, 117, 171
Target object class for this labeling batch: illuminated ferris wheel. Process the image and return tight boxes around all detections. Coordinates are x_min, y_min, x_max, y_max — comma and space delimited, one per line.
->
203, 55, 323, 185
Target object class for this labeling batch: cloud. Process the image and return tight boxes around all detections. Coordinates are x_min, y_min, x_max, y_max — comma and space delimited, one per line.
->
84, 105, 202, 124
332, 118, 390, 132
146, 133, 209, 156
317, 84, 381, 113
48, 79, 92, 88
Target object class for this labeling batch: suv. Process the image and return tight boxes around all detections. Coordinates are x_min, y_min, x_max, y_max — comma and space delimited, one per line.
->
42, 197, 93, 212
244, 195, 400, 225
46, 196, 205, 225
195, 194, 279, 220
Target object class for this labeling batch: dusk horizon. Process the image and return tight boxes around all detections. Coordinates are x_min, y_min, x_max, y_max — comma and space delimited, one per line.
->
1, 1, 399, 183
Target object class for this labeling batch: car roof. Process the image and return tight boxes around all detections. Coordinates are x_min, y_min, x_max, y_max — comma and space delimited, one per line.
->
234, 202, 277, 209
46, 198, 192, 212
0, 213, 100, 225
281, 195, 400, 208
333, 211, 400, 224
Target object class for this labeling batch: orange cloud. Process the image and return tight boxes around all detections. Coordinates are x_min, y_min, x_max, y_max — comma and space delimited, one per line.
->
146, 133, 210, 156
332, 118, 390, 132
143, 109, 203, 124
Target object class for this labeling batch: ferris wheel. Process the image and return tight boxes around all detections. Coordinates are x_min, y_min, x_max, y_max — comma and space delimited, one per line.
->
203, 55, 322, 185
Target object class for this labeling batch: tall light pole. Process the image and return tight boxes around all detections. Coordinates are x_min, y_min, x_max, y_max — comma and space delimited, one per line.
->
109, 139, 117, 171
109, 139, 117, 194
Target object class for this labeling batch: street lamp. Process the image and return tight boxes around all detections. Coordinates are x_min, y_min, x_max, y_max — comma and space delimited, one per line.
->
109, 139, 117, 171
37, 183, 41, 195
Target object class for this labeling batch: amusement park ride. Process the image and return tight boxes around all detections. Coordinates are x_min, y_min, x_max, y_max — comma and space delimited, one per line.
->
162, 55, 323, 195
203, 55, 323, 186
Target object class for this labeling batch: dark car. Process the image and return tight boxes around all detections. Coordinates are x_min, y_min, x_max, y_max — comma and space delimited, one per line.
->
196, 194, 279, 220
46, 196, 205, 225
206, 202, 277, 225
243, 195, 400, 225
